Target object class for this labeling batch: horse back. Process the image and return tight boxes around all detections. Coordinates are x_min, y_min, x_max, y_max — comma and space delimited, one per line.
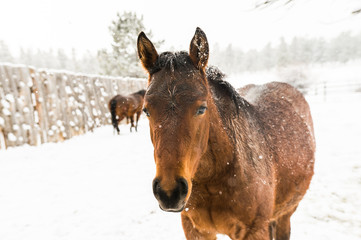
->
240, 82, 314, 141
239, 82, 315, 217
109, 94, 129, 113
129, 92, 145, 113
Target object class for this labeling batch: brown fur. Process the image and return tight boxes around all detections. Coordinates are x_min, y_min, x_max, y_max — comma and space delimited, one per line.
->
137, 28, 315, 240
108, 89, 146, 133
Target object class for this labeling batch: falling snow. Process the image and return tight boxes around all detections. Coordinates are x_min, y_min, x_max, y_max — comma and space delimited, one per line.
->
0, 83, 360, 240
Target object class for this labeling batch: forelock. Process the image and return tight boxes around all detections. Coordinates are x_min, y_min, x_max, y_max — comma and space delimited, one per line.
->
149, 51, 194, 75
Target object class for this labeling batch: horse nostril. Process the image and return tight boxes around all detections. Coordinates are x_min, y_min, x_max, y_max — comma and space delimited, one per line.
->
178, 177, 188, 197
152, 178, 161, 197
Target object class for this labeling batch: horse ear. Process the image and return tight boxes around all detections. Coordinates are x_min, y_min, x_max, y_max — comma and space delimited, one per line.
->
189, 27, 209, 70
137, 32, 159, 72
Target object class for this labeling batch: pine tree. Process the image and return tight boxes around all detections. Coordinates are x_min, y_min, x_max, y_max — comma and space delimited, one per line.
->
19, 48, 33, 66
98, 12, 163, 77
57, 49, 68, 70
260, 43, 274, 70
0, 40, 14, 62
277, 37, 289, 67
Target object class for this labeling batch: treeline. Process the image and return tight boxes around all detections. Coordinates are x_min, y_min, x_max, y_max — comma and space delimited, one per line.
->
1, 31, 361, 77
210, 31, 361, 74
0, 12, 156, 78
0, 42, 101, 75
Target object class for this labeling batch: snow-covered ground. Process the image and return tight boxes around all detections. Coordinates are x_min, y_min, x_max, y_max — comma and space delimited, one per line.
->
0, 85, 360, 239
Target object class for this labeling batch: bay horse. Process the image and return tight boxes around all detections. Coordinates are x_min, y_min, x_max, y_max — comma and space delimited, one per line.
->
108, 89, 146, 133
137, 28, 315, 240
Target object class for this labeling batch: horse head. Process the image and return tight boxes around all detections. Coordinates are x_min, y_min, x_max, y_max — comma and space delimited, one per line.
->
137, 28, 211, 212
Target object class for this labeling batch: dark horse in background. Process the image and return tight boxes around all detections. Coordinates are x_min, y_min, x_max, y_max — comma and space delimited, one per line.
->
137, 28, 315, 240
108, 89, 146, 133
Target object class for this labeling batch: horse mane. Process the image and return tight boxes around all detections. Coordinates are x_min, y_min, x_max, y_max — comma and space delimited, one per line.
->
134, 89, 146, 96
206, 66, 264, 173
206, 66, 250, 115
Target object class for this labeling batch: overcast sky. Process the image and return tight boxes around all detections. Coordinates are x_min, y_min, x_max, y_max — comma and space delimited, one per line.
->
1, 0, 360, 55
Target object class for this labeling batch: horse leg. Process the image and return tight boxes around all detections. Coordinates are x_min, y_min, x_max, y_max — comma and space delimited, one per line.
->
130, 115, 135, 132
135, 112, 141, 132
269, 221, 276, 240
116, 116, 125, 135
243, 223, 270, 240
275, 212, 293, 240
116, 119, 120, 135
181, 215, 217, 240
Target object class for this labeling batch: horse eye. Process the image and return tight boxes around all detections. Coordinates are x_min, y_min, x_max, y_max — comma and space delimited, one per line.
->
143, 108, 150, 117
196, 106, 207, 115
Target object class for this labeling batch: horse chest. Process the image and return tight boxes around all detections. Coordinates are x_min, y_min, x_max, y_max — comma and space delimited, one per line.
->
185, 187, 255, 238
184, 200, 248, 238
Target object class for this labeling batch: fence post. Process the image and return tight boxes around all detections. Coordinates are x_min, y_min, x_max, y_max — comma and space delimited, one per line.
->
81, 76, 96, 131
0, 66, 16, 147
18, 67, 38, 146
28, 68, 42, 145
32, 69, 51, 144
0, 66, 8, 149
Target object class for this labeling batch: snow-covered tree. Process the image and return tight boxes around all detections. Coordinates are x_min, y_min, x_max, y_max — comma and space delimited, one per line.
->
260, 43, 275, 69
57, 49, 69, 70
98, 12, 163, 77
0, 40, 14, 62
81, 50, 101, 74
276, 37, 289, 67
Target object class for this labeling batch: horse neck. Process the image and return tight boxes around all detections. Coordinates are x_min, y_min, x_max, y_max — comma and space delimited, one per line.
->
132, 92, 143, 101
194, 96, 257, 185
193, 97, 237, 183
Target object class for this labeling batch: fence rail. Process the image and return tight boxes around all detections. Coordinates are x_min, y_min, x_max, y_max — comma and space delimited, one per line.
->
0, 64, 147, 149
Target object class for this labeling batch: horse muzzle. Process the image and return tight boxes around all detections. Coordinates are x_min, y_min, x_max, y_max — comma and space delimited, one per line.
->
152, 177, 188, 212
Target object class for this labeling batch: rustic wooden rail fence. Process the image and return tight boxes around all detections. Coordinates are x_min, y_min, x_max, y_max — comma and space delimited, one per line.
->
0, 64, 147, 150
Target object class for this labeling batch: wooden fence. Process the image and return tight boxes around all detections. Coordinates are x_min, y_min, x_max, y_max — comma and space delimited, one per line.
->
0, 64, 147, 149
